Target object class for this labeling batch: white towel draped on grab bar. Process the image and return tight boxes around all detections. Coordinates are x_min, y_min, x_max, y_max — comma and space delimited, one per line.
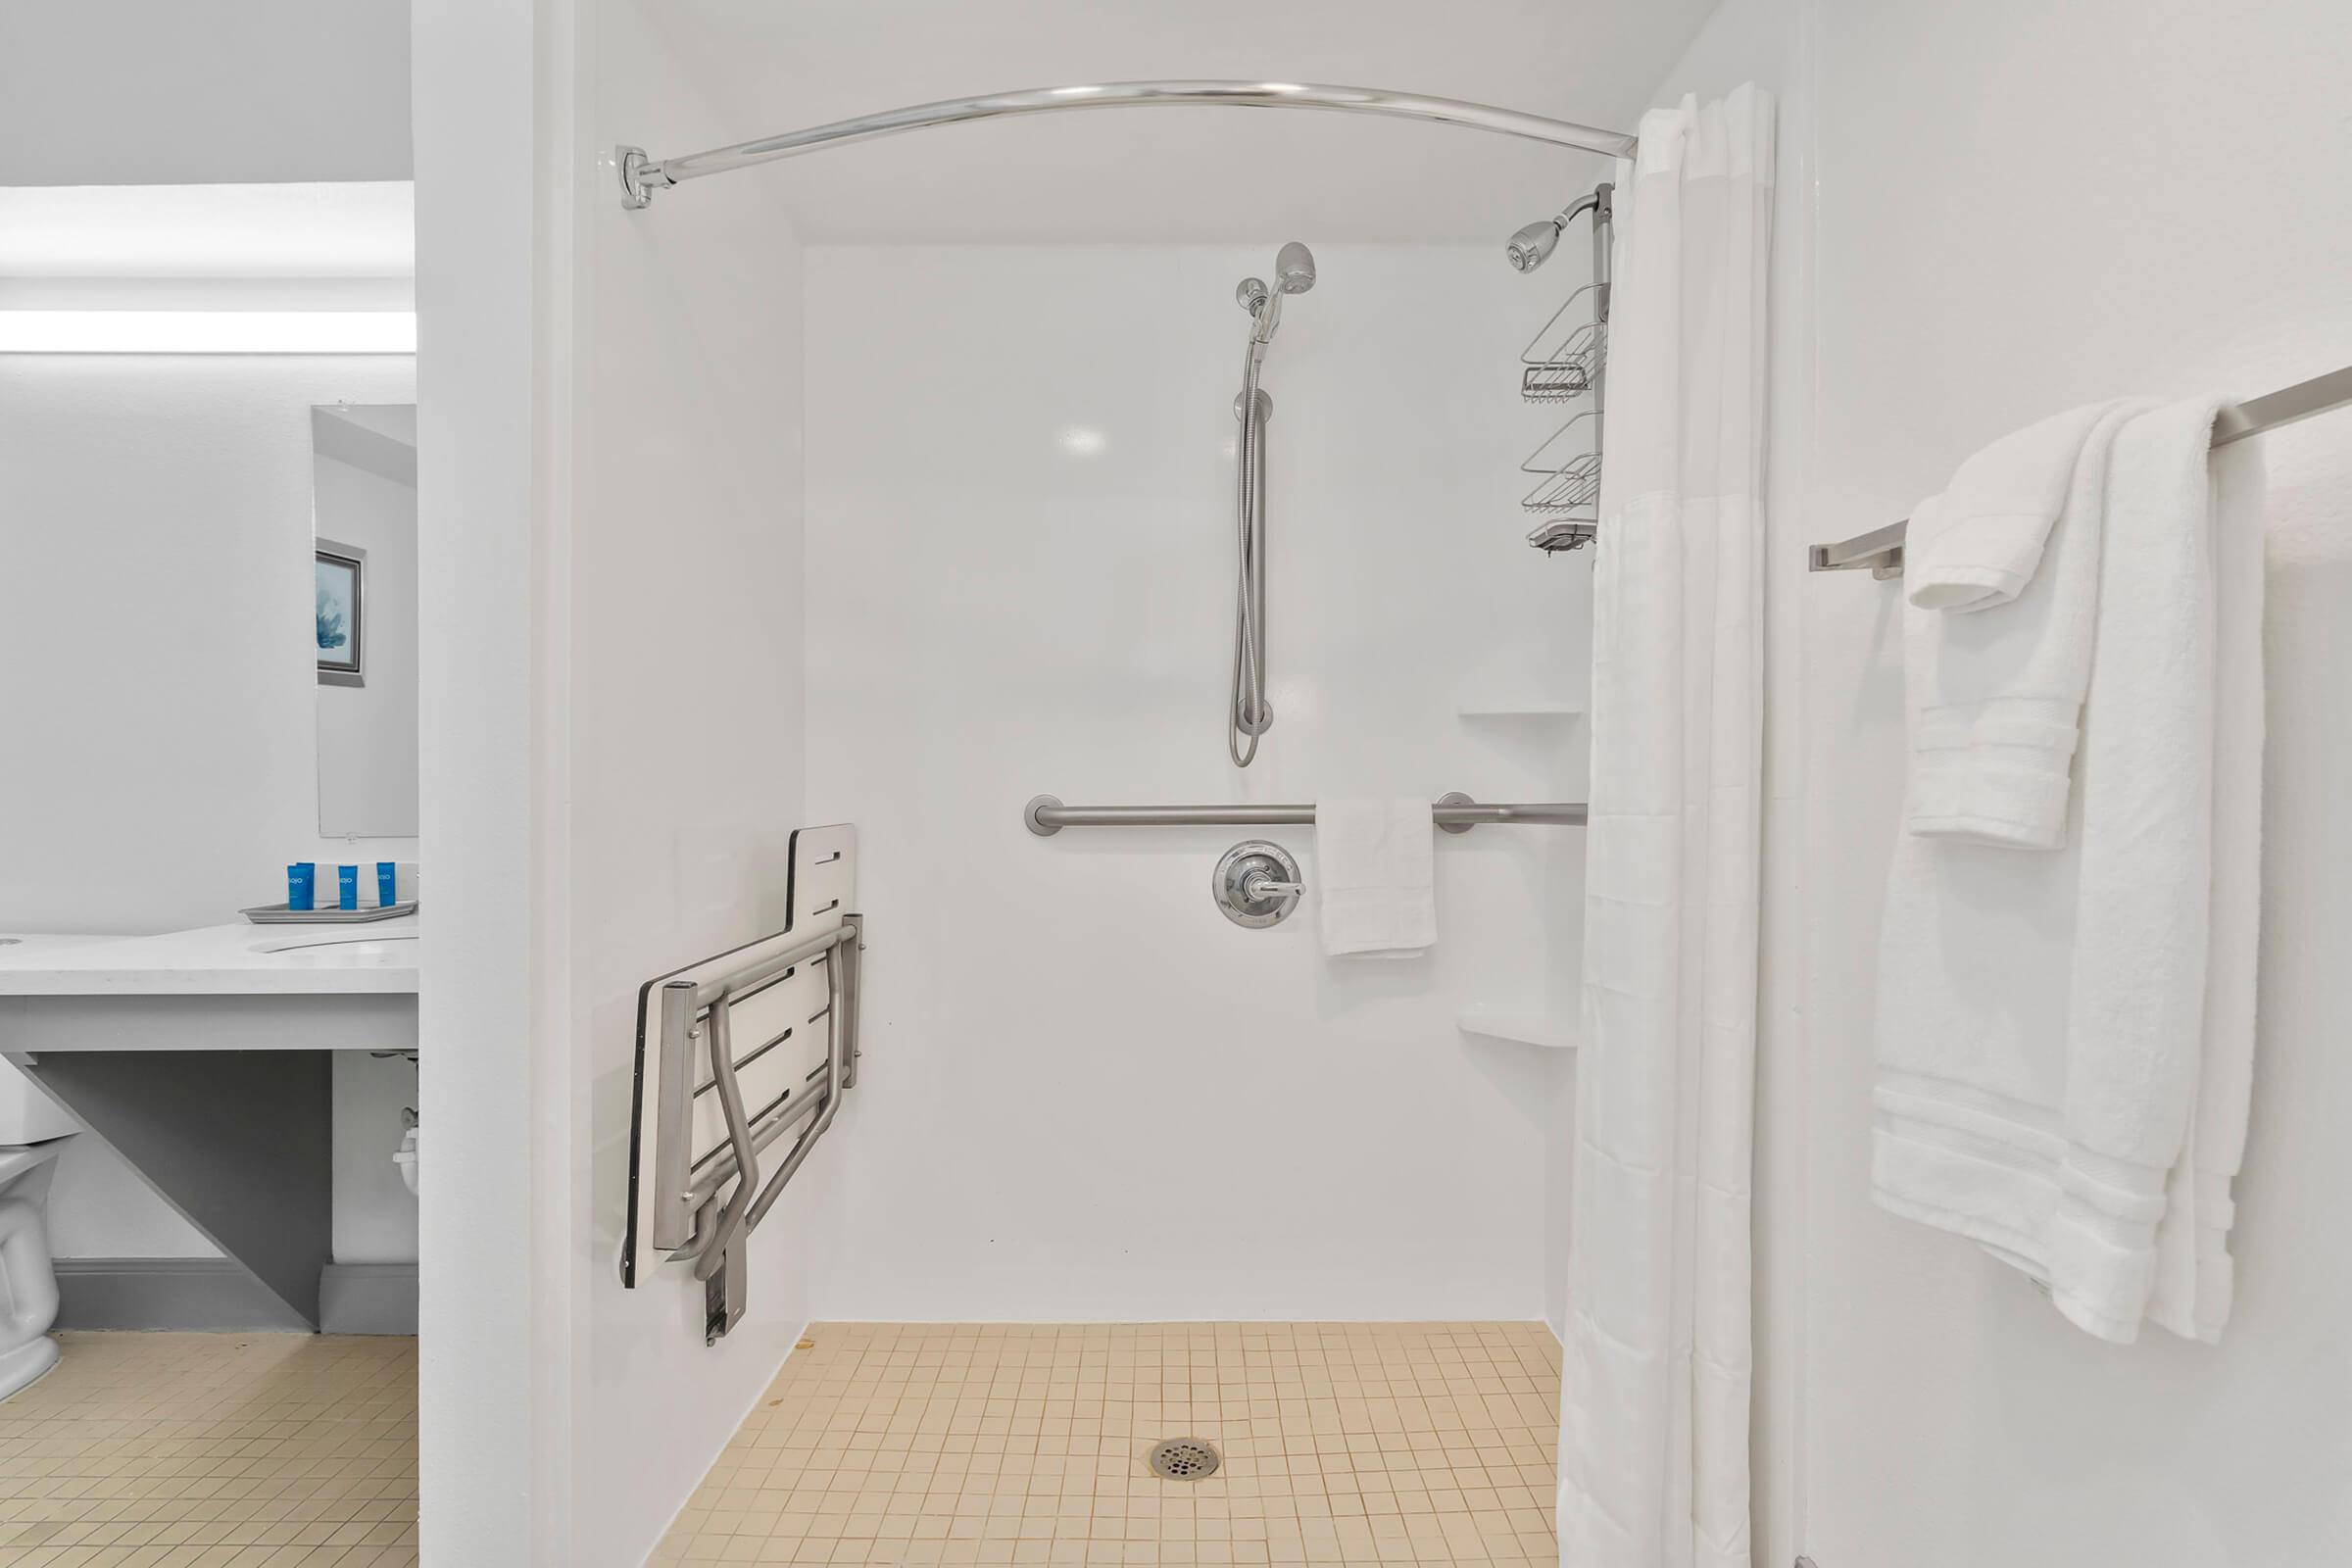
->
1312, 798, 1437, 956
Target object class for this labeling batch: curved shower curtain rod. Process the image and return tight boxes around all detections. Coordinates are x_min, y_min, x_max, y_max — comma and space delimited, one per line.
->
616, 79, 1639, 208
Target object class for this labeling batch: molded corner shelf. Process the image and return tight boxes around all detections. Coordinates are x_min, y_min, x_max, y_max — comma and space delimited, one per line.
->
1454, 700, 1585, 719
1455, 1006, 1577, 1051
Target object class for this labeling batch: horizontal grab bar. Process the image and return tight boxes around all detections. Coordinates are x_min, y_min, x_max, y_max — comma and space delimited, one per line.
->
1024, 793, 1588, 836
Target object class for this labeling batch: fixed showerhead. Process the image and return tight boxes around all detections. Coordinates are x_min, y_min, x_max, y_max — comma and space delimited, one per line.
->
1274, 241, 1316, 294
1506, 189, 1604, 273
1505, 217, 1562, 273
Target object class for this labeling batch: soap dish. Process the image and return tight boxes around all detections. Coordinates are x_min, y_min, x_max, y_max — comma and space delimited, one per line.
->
241, 901, 417, 925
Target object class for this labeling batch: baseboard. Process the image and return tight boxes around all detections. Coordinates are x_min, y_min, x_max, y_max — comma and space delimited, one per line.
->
53, 1257, 418, 1334
54, 1257, 309, 1332
318, 1261, 417, 1335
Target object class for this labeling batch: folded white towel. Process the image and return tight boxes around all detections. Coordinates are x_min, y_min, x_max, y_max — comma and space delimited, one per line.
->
1906, 401, 2123, 612
1314, 798, 1436, 957
1873, 395, 2258, 1345
2041, 395, 2222, 1340
1904, 400, 2144, 850
2144, 422, 2267, 1344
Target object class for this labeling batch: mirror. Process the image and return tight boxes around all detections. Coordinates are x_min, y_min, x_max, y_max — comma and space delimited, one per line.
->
311, 405, 418, 838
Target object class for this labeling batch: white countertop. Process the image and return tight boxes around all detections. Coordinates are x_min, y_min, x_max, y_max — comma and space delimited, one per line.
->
0, 917, 419, 997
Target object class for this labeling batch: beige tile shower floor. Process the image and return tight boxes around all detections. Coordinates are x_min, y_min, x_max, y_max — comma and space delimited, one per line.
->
657, 1322, 1562, 1567
0, 1333, 416, 1567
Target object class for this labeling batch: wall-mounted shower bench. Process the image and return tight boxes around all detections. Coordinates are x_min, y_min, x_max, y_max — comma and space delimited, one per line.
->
623, 826, 862, 1346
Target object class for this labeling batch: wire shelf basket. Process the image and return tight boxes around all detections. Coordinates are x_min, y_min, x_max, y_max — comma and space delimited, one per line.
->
1520, 283, 1608, 404
1521, 409, 1601, 519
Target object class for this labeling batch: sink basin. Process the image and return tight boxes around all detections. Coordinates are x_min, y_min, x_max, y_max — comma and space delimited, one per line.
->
248, 933, 420, 959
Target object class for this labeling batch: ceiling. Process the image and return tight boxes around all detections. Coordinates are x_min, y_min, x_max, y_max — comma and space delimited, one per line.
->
0, 1, 411, 186
646, 0, 1719, 242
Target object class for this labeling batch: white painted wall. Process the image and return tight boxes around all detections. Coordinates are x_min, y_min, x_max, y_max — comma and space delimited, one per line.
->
411, 0, 560, 1553
559, 1, 816, 1562
805, 244, 1589, 1323
0, 0, 412, 186
1798, 5, 2352, 1563
1696, 1, 2352, 1562
417, 0, 817, 1553
0, 354, 421, 1266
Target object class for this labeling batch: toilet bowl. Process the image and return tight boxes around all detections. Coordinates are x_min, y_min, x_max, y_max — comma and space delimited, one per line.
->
0, 1141, 70, 1398
0, 1053, 79, 1400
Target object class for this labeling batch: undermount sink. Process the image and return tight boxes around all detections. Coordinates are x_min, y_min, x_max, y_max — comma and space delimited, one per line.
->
247, 932, 420, 958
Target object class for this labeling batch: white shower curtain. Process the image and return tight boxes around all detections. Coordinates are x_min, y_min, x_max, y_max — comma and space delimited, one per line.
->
1557, 85, 1772, 1568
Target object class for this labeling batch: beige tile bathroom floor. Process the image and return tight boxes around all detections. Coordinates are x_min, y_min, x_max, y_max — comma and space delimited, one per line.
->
656, 1322, 1562, 1567
0, 1332, 416, 1567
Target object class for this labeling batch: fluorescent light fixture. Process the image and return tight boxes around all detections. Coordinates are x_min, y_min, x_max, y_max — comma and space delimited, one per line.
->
0, 311, 416, 354
0, 183, 415, 277
1058, 426, 1107, 456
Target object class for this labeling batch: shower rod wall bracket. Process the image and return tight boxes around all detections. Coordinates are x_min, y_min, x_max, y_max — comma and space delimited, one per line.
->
616, 145, 665, 210
613, 81, 1638, 211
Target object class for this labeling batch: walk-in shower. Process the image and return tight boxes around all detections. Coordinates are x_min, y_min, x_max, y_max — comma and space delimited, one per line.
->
1228, 241, 1314, 767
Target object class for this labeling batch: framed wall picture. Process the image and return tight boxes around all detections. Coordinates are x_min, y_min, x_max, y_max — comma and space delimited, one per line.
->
316, 538, 367, 687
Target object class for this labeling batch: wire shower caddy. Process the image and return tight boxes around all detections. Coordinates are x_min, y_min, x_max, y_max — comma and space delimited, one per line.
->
1518, 184, 1612, 553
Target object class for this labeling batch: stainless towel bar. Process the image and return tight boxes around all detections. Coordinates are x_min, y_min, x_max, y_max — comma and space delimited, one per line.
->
1025, 792, 1588, 836
1807, 364, 2352, 576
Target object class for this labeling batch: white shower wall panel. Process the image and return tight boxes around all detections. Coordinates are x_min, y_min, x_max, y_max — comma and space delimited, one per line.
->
804, 244, 1591, 1322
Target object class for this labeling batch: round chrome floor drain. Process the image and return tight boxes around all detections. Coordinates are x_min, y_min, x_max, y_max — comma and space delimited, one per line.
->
1148, 1438, 1221, 1481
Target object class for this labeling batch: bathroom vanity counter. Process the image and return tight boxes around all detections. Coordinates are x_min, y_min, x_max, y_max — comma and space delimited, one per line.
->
0, 917, 417, 998
0, 919, 418, 1330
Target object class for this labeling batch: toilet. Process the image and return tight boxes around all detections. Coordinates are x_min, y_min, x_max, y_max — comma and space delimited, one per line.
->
0, 1057, 78, 1400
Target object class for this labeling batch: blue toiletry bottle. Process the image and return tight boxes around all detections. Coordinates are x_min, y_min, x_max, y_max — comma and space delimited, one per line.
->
377, 861, 398, 907
288, 863, 315, 911
338, 865, 360, 911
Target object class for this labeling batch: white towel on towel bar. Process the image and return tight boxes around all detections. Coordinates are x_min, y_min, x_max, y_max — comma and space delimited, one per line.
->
1873, 394, 2263, 1344
1314, 799, 1436, 957
1903, 399, 2143, 850
1905, 401, 2122, 612
2144, 416, 2267, 1344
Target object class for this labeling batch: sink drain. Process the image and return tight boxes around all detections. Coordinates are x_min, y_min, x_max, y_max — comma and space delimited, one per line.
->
1148, 1438, 1221, 1481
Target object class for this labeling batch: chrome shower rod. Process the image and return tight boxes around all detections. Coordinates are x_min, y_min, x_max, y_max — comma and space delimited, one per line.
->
1024, 793, 1589, 837
618, 80, 1639, 208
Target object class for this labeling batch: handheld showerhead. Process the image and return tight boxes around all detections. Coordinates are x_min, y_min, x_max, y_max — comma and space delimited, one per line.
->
1506, 218, 1562, 273
1239, 242, 1316, 350
1274, 241, 1316, 294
